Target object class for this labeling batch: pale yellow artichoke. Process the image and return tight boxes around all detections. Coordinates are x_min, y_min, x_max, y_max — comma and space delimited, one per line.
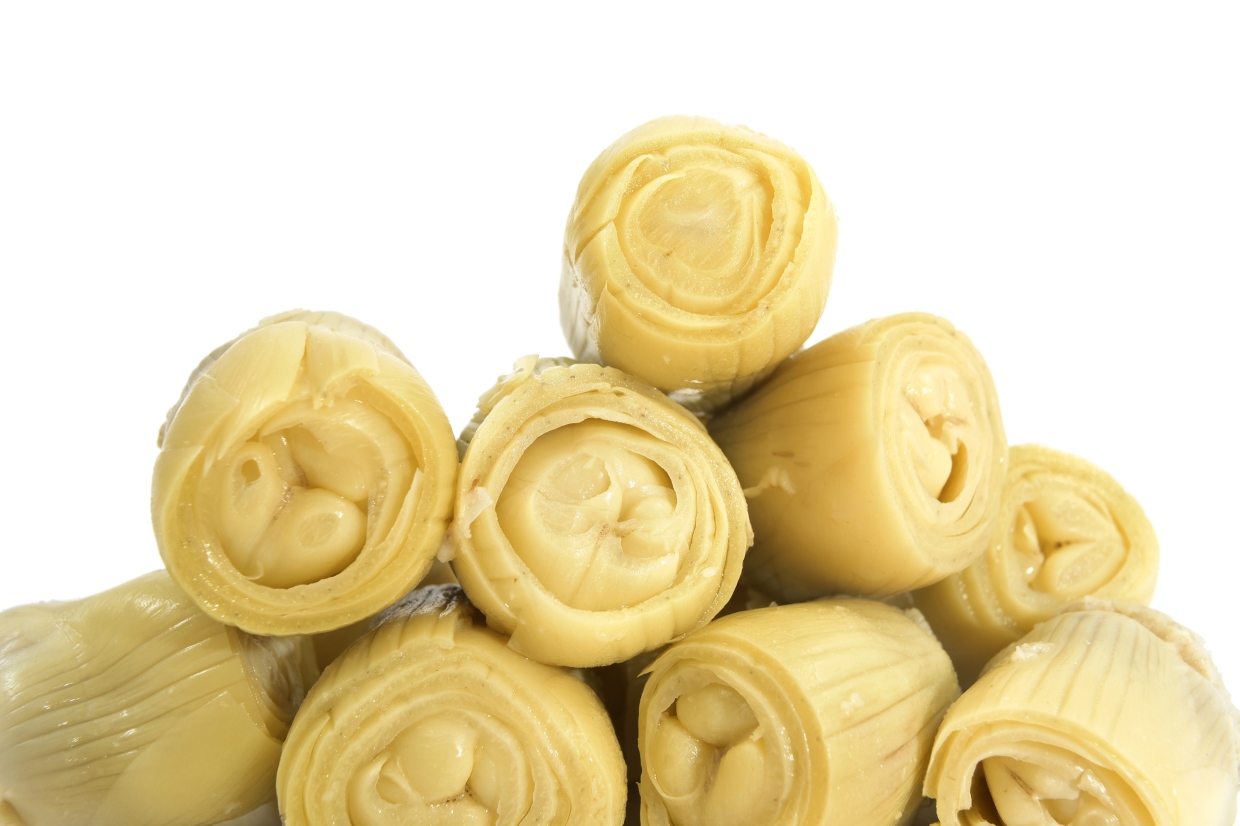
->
276, 586, 626, 825
450, 356, 751, 668
152, 310, 458, 636
0, 572, 315, 826
561, 115, 838, 411
925, 602, 1239, 825
639, 599, 960, 826
710, 313, 1007, 599
914, 444, 1159, 684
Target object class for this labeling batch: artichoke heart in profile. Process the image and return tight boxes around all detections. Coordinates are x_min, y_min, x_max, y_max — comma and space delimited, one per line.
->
561, 115, 838, 411
914, 444, 1159, 684
710, 312, 1007, 599
925, 602, 1240, 825
451, 356, 752, 668
153, 310, 458, 636
276, 585, 626, 826
0, 572, 315, 826
638, 599, 960, 826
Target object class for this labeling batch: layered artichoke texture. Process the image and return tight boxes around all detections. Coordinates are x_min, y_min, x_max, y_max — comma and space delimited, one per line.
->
1, 116, 1234, 826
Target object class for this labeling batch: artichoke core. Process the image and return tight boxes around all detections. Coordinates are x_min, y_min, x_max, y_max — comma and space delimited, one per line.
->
902, 362, 977, 505
349, 716, 505, 825
211, 400, 414, 589
1012, 485, 1127, 601
496, 420, 692, 611
650, 682, 768, 826
978, 754, 1137, 826
619, 159, 778, 314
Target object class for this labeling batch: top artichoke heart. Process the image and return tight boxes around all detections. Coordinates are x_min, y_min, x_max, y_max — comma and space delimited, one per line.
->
561, 115, 838, 412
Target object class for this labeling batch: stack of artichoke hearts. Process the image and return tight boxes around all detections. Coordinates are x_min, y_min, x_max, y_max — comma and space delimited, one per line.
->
1, 116, 1235, 826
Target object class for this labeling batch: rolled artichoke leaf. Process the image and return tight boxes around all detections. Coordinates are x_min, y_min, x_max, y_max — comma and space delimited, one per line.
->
561, 116, 838, 411
709, 312, 1006, 600
914, 444, 1160, 686
639, 599, 959, 826
276, 585, 626, 825
152, 310, 457, 635
925, 602, 1239, 826
451, 356, 750, 667
0, 572, 315, 826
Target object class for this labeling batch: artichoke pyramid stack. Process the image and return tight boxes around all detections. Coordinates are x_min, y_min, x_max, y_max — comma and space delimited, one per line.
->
2, 114, 1235, 826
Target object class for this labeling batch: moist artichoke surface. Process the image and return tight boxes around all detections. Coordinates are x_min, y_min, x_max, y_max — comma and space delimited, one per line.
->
276, 585, 626, 826
0, 572, 315, 826
638, 599, 960, 826
450, 356, 751, 668
913, 444, 1160, 684
710, 312, 1007, 600
925, 603, 1239, 826
561, 115, 838, 412
153, 310, 458, 636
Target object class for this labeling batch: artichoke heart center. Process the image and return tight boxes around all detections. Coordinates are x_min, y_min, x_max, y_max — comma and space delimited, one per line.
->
350, 716, 505, 825
650, 682, 768, 826
210, 399, 415, 589
980, 755, 1128, 826
496, 420, 693, 611
1012, 483, 1127, 600
617, 149, 778, 316
901, 362, 977, 505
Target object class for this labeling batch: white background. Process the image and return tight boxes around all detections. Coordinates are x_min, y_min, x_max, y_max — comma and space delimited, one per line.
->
2, 0, 1238, 791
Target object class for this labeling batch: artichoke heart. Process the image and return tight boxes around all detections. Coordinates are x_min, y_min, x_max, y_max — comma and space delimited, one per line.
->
0, 572, 316, 826
709, 312, 1007, 599
451, 356, 752, 667
561, 115, 839, 412
153, 310, 458, 636
925, 602, 1240, 826
276, 585, 626, 826
638, 599, 960, 826
914, 445, 1159, 684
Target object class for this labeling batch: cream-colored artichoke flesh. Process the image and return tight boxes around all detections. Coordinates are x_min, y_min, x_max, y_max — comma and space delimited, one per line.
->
709, 312, 1007, 599
153, 310, 458, 636
925, 602, 1239, 825
276, 585, 626, 826
450, 356, 752, 668
639, 599, 960, 826
914, 445, 1159, 684
0, 572, 315, 826
561, 115, 838, 412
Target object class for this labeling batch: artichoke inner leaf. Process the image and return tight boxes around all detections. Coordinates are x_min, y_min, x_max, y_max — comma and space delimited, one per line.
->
650, 682, 768, 826
981, 755, 1126, 826
902, 362, 977, 506
496, 420, 693, 611
1011, 484, 1127, 600
348, 715, 513, 826
208, 397, 415, 589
